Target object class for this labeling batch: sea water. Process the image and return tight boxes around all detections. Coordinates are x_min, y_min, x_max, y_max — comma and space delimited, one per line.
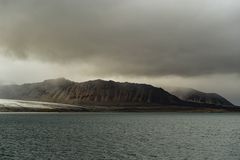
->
0, 112, 240, 160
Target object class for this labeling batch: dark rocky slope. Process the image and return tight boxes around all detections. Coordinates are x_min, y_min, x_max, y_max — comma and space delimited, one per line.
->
0, 78, 182, 106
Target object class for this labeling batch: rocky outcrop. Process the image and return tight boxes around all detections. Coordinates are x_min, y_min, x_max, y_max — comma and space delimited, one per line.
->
0, 78, 182, 106
164, 87, 234, 107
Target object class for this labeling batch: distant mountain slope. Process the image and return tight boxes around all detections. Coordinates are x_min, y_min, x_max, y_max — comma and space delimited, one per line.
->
164, 87, 234, 107
0, 78, 182, 106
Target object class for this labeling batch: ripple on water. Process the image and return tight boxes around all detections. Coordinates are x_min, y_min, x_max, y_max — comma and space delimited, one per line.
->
0, 113, 240, 160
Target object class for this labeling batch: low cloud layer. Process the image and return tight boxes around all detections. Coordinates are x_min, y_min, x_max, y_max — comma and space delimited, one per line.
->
0, 0, 240, 76
0, 0, 239, 104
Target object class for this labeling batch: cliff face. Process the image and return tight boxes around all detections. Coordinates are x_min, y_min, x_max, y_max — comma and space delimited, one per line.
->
0, 78, 181, 106
165, 87, 234, 107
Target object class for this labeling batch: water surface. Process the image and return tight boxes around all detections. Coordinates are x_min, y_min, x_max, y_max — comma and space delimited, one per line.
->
1, 112, 240, 160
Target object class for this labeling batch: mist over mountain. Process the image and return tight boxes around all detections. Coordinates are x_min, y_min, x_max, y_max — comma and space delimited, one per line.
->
164, 87, 234, 107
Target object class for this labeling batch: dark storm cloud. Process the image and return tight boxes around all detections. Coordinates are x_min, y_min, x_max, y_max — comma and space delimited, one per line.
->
0, 0, 240, 76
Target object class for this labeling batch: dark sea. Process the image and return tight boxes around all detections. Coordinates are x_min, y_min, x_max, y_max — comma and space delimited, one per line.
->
1, 112, 240, 160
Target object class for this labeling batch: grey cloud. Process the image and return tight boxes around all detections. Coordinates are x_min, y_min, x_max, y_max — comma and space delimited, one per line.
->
0, 0, 240, 76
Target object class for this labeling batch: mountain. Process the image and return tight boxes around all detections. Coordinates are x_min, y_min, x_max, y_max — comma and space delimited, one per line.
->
0, 78, 237, 112
0, 78, 182, 106
164, 87, 234, 107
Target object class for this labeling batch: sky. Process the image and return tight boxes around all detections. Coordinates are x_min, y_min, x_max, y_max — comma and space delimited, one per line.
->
0, 0, 239, 105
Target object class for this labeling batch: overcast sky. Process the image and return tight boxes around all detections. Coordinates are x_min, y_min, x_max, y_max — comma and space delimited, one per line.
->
0, 0, 239, 105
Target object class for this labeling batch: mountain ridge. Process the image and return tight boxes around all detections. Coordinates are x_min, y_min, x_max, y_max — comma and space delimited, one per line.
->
0, 78, 182, 106
0, 78, 235, 110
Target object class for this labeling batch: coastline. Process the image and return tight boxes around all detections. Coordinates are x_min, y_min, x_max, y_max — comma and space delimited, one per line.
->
0, 99, 239, 113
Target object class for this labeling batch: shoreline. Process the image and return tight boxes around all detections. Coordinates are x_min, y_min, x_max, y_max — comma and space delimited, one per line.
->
0, 99, 239, 113
0, 106, 240, 113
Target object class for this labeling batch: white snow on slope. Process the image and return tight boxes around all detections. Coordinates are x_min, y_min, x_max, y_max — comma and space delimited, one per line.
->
0, 99, 84, 110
